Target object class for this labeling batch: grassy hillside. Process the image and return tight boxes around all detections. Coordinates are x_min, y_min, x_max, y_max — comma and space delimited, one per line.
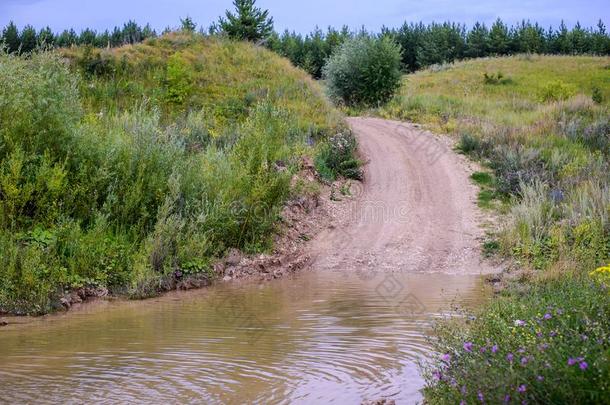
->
0, 32, 354, 314
379, 55, 610, 403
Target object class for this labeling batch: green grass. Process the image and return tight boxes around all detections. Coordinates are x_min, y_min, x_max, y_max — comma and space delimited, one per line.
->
378, 55, 610, 401
0, 32, 356, 315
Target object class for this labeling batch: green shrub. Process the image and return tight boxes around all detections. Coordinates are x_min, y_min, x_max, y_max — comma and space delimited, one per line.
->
458, 133, 482, 154
539, 80, 576, 102
323, 35, 402, 107
166, 52, 194, 104
592, 86, 604, 104
315, 131, 362, 181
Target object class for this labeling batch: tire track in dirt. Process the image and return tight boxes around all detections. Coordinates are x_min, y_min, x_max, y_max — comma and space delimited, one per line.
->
309, 117, 497, 275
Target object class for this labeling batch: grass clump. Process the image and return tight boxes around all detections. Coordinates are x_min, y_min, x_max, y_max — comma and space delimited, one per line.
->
379, 55, 610, 401
483, 71, 512, 85
0, 32, 356, 314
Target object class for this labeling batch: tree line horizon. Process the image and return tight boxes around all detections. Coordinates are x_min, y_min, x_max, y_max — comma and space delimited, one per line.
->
2, 16, 609, 77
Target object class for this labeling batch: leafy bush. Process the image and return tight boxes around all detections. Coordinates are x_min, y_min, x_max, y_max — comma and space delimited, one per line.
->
539, 80, 576, 102
458, 133, 482, 154
323, 35, 402, 107
166, 52, 194, 104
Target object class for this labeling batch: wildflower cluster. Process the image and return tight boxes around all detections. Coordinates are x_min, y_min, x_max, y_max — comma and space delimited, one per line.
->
590, 263, 610, 289
423, 278, 610, 404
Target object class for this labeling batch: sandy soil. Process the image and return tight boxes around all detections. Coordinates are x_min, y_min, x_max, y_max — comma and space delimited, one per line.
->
308, 117, 498, 276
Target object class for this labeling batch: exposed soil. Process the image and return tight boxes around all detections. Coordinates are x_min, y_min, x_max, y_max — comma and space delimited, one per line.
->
308, 117, 499, 276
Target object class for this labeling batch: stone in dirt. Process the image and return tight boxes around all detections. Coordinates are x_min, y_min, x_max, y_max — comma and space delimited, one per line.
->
225, 248, 243, 266
362, 400, 396, 405
0, 320, 8, 327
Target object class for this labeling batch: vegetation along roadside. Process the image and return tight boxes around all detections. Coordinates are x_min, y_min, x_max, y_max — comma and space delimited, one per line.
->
0, 31, 361, 315
376, 55, 610, 403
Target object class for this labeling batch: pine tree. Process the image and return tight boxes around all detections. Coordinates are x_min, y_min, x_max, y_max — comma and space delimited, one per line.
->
38, 26, 55, 48
489, 18, 510, 55
180, 16, 197, 32
218, 0, 274, 42
592, 20, 610, 55
466, 22, 490, 58
79, 28, 97, 46
2, 21, 20, 53
142, 24, 156, 40
20, 25, 38, 53
122, 20, 142, 44
110, 27, 123, 47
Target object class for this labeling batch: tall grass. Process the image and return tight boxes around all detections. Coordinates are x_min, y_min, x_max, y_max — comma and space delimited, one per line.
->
0, 33, 354, 314
378, 55, 610, 401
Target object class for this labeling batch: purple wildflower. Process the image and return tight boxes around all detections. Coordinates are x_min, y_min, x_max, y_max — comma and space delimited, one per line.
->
503, 395, 511, 403
579, 361, 588, 370
568, 358, 578, 366
464, 342, 474, 352
539, 343, 549, 352
537, 375, 544, 381
478, 391, 484, 402
518, 385, 527, 393
549, 331, 557, 337
460, 401, 466, 405
480, 346, 487, 353
432, 370, 443, 380
514, 319, 526, 327
441, 353, 451, 363
507, 353, 514, 362
543, 313, 552, 320
491, 345, 498, 354
521, 357, 529, 366
517, 347, 526, 353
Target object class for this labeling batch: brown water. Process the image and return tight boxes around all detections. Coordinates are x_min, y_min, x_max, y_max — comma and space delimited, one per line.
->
0, 270, 490, 404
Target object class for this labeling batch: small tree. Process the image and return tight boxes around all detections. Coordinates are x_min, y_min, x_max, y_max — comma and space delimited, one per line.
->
2, 21, 20, 53
218, 0, 274, 42
323, 34, 402, 107
180, 16, 197, 33
489, 18, 510, 55
20, 25, 38, 53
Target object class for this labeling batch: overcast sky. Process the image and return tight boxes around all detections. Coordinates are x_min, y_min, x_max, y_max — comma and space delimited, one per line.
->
1, 0, 608, 33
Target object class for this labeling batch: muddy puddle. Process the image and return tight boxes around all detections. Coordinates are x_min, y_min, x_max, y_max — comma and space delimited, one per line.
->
0, 269, 490, 404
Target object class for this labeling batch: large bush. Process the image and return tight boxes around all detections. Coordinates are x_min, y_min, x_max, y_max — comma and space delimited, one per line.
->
323, 35, 402, 107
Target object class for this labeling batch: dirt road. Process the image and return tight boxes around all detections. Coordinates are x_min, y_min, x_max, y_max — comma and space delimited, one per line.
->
309, 117, 497, 275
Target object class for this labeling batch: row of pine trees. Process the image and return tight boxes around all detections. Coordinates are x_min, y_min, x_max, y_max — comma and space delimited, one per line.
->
1, 20, 158, 54
271, 19, 610, 77
2, 17, 609, 78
